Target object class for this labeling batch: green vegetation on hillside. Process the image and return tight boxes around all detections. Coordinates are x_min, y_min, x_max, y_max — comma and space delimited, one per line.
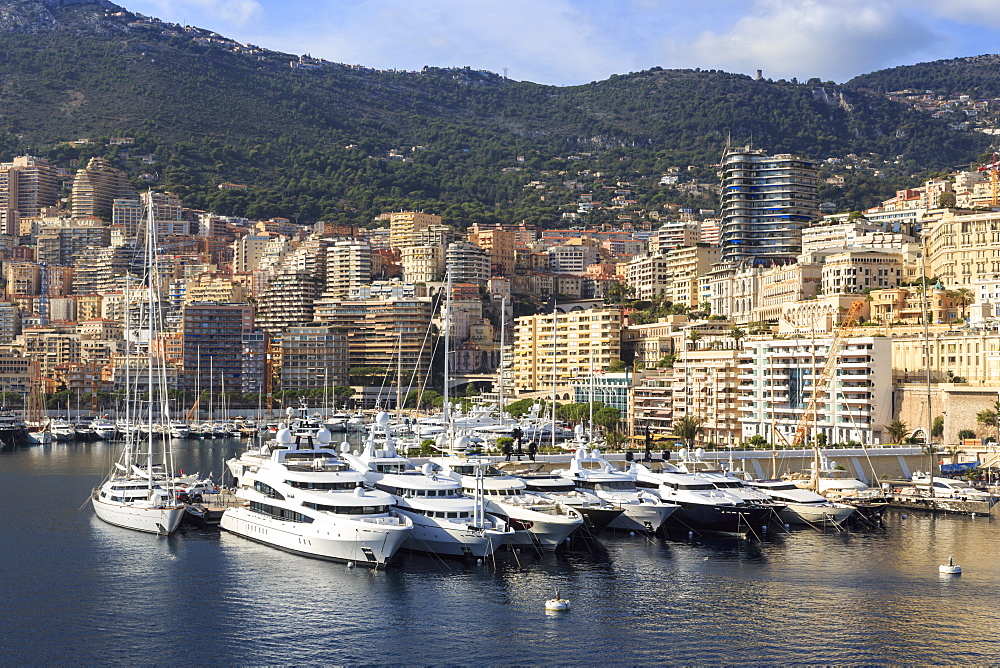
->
0, 2, 993, 226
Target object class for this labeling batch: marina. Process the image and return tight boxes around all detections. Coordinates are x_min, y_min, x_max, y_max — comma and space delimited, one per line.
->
3, 438, 1000, 664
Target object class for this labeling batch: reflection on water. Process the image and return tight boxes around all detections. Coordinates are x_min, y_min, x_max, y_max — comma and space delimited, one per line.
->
2, 443, 999, 664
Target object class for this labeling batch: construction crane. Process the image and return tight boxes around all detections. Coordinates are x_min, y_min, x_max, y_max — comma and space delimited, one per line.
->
790, 300, 866, 451
978, 152, 1000, 206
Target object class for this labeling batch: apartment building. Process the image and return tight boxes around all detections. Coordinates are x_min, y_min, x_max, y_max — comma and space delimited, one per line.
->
325, 240, 372, 299
738, 336, 893, 446
0, 347, 32, 397
820, 250, 903, 295
35, 222, 111, 266
180, 303, 256, 392
401, 245, 445, 283
511, 307, 622, 393
385, 211, 443, 250
71, 157, 137, 220
279, 325, 350, 391
720, 148, 818, 265
445, 241, 490, 285
927, 209, 1000, 286
0, 156, 59, 221
468, 227, 516, 275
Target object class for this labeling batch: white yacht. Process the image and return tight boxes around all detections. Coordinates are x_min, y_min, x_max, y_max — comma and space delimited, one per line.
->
909, 473, 997, 502
222, 425, 412, 567
50, 418, 76, 442
92, 194, 184, 535
747, 480, 856, 527
430, 454, 584, 550
516, 473, 624, 535
633, 462, 773, 534
90, 416, 117, 440
343, 433, 513, 558
555, 447, 677, 533
92, 473, 185, 534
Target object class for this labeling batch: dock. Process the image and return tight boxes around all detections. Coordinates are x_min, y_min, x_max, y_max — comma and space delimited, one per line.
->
181, 489, 242, 528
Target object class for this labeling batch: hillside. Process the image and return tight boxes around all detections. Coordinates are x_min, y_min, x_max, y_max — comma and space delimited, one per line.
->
847, 55, 1000, 97
0, 0, 994, 226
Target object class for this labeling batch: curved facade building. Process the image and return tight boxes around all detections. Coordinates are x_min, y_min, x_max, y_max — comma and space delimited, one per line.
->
720, 148, 818, 266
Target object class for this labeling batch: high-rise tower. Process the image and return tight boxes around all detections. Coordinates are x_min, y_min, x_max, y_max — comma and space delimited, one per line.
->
719, 147, 818, 266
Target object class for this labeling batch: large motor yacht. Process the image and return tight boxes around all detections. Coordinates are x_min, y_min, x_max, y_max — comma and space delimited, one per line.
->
222, 425, 412, 567
746, 480, 856, 527
633, 461, 772, 534
342, 432, 513, 559
554, 447, 677, 533
430, 453, 584, 550
515, 473, 624, 535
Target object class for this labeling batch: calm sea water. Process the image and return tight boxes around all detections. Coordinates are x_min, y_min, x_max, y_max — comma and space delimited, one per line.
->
2, 440, 999, 665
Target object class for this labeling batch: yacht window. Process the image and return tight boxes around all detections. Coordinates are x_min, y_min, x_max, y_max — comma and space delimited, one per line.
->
302, 502, 389, 515
678, 483, 716, 491
254, 481, 285, 500
447, 512, 458, 519
286, 480, 358, 491
714, 482, 744, 489
249, 501, 313, 523
597, 481, 635, 491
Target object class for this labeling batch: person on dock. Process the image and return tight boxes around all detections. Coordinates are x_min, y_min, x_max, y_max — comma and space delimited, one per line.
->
528, 440, 537, 462
502, 439, 513, 461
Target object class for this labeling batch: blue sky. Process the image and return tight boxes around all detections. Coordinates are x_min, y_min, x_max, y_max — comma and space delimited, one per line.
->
124, 0, 1000, 86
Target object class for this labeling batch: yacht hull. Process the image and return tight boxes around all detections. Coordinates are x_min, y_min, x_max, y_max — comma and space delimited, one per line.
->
220, 507, 411, 566
779, 502, 855, 526
665, 502, 772, 534
92, 497, 185, 534
608, 503, 676, 533
491, 503, 582, 550
574, 506, 624, 535
397, 512, 510, 558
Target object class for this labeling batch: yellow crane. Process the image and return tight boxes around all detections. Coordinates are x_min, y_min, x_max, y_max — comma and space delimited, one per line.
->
790, 300, 866, 450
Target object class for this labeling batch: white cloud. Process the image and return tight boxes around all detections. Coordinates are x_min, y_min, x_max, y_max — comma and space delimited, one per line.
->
145, 0, 263, 27
665, 0, 940, 82
916, 0, 1000, 29
256, 0, 637, 84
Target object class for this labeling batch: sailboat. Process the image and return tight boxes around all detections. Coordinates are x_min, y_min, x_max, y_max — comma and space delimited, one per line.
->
91, 191, 185, 535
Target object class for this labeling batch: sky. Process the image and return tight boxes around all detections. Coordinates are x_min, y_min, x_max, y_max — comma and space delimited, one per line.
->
122, 0, 1000, 86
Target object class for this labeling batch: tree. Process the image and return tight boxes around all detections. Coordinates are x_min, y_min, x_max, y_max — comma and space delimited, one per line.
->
932, 415, 944, 441
593, 406, 621, 433
885, 419, 910, 444
938, 191, 957, 208
728, 326, 746, 350
976, 407, 999, 443
957, 428, 977, 441
743, 434, 767, 448
948, 287, 974, 320
671, 414, 703, 449
607, 360, 628, 372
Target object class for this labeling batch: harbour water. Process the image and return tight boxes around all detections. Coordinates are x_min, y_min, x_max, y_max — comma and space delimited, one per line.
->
3, 440, 1000, 664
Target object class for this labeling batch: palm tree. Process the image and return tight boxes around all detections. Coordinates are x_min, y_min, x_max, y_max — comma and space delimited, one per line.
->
728, 326, 746, 351
885, 419, 910, 444
943, 444, 965, 464
687, 331, 701, 351
671, 414, 704, 450
949, 287, 974, 320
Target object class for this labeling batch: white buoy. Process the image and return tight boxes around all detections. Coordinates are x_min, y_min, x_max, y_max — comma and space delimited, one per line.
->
629, 531, 635, 537
939, 556, 962, 575
545, 590, 571, 611
347, 561, 355, 569
761, 525, 768, 533
477, 558, 483, 565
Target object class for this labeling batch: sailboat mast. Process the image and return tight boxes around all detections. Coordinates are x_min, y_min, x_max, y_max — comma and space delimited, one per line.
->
497, 295, 505, 426
443, 269, 452, 426
145, 191, 156, 489
921, 227, 934, 498
551, 297, 557, 451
